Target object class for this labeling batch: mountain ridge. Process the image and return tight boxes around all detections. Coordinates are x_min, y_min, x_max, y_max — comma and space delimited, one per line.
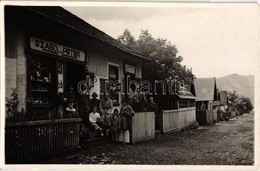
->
215, 74, 254, 104
196, 73, 254, 104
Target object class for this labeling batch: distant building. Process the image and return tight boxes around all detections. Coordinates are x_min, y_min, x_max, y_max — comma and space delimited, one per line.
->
194, 77, 218, 124
218, 90, 228, 111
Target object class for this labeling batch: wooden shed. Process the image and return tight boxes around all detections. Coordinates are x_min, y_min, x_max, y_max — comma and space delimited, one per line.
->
4, 6, 148, 163
156, 87, 196, 133
217, 90, 230, 120
194, 77, 218, 125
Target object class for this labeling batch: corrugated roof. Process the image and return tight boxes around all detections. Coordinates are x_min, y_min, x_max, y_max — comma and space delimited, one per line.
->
24, 6, 148, 61
194, 77, 216, 101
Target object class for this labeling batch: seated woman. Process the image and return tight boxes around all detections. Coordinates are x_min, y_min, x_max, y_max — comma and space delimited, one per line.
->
65, 100, 78, 118
89, 106, 104, 136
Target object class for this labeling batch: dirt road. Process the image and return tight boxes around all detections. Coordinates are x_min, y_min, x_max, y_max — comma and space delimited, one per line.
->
74, 113, 254, 165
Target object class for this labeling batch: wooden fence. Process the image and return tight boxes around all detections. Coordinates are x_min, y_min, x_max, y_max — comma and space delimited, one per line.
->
161, 108, 196, 133
5, 118, 81, 164
212, 110, 217, 123
131, 112, 155, 143
6, 109, 64, 122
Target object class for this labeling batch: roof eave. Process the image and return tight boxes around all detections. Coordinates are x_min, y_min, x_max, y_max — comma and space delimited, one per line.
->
25, 6, 149, 62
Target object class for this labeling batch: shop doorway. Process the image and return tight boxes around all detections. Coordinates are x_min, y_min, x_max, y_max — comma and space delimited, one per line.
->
66, 63, 85, 98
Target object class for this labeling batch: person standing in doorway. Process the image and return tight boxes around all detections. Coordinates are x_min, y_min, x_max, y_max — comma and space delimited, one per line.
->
67, 85, 77, 108
90, 92, 100, 112
78, 82, 90, 125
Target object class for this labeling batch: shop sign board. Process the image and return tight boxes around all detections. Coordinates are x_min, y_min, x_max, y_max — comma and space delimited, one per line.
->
124, 64, 136, 74
30, 37, 85, 62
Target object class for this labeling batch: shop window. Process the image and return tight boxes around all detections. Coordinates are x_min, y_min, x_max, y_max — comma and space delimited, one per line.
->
189, 100, 195, 107
108, 65, 119, 105
27, 56, 55, 120
179, 100, 188, 108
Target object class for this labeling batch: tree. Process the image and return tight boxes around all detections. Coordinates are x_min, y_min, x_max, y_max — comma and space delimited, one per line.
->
117, 29, 136, 49
227, 90, 254, 114
117, 29, 194, 88
238, 96, 254, 114
227, 90, 239, 110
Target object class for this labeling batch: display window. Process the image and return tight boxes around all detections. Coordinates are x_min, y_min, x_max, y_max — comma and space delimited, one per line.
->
27, 56, 56, 119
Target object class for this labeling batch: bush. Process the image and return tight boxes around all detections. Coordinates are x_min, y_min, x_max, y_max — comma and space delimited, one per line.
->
6, 89, 19, 118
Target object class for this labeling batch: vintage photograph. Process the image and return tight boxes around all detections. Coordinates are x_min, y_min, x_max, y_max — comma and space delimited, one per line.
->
1, 1, 258, 169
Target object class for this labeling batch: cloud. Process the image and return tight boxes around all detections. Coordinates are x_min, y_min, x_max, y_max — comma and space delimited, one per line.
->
64, 6, 204, 22
65, 7, 157, 22
64, 5, 258, 78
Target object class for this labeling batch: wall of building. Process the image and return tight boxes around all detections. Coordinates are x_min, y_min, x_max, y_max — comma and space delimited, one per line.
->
86, 37, 143, 110
162, 107, 196, 133
5, 22, 27, 111
88, 45, 142, 79
5, 6, 144, 113
196, 109, 217, 125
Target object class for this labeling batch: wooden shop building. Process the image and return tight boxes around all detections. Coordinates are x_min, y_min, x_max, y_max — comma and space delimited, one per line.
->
4, 6, 150, 163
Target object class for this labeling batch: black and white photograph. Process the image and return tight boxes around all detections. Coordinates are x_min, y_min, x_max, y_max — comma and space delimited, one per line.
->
0, 1, 258, 170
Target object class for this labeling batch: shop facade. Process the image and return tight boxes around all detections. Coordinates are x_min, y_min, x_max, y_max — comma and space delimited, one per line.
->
5, 6, 147, 163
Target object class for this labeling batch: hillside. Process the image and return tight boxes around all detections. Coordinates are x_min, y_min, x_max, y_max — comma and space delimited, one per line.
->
216, 74, 254, 104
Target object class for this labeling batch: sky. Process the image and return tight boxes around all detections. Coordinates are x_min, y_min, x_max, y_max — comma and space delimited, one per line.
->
64, 3, 258, 78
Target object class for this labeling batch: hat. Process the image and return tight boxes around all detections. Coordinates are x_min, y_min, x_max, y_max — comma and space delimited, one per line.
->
92, 92, 98, 97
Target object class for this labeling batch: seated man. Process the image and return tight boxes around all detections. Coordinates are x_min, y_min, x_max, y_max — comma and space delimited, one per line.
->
89, 106, 104, 136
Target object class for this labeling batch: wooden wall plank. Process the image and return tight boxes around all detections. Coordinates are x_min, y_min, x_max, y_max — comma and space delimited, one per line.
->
132, 112, 155, 143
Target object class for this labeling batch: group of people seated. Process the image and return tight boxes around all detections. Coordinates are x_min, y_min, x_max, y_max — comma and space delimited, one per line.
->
83, 93, 135, 143
64, 84, 157, 144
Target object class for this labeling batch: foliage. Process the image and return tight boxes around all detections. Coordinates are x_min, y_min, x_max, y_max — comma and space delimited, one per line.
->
237, 96, 254, 114
117, 29, 195, 88
6, 88, 19, 117
117, 29, 136, 49
227, 91, 239, 109
227, 90, 254, 114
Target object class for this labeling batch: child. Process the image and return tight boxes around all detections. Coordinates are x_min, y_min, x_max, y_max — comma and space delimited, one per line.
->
89, 106, 104, 136
110, 109, 120, 142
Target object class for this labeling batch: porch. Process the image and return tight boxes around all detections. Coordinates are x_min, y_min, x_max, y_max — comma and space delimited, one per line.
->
5, 116, 81, 164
